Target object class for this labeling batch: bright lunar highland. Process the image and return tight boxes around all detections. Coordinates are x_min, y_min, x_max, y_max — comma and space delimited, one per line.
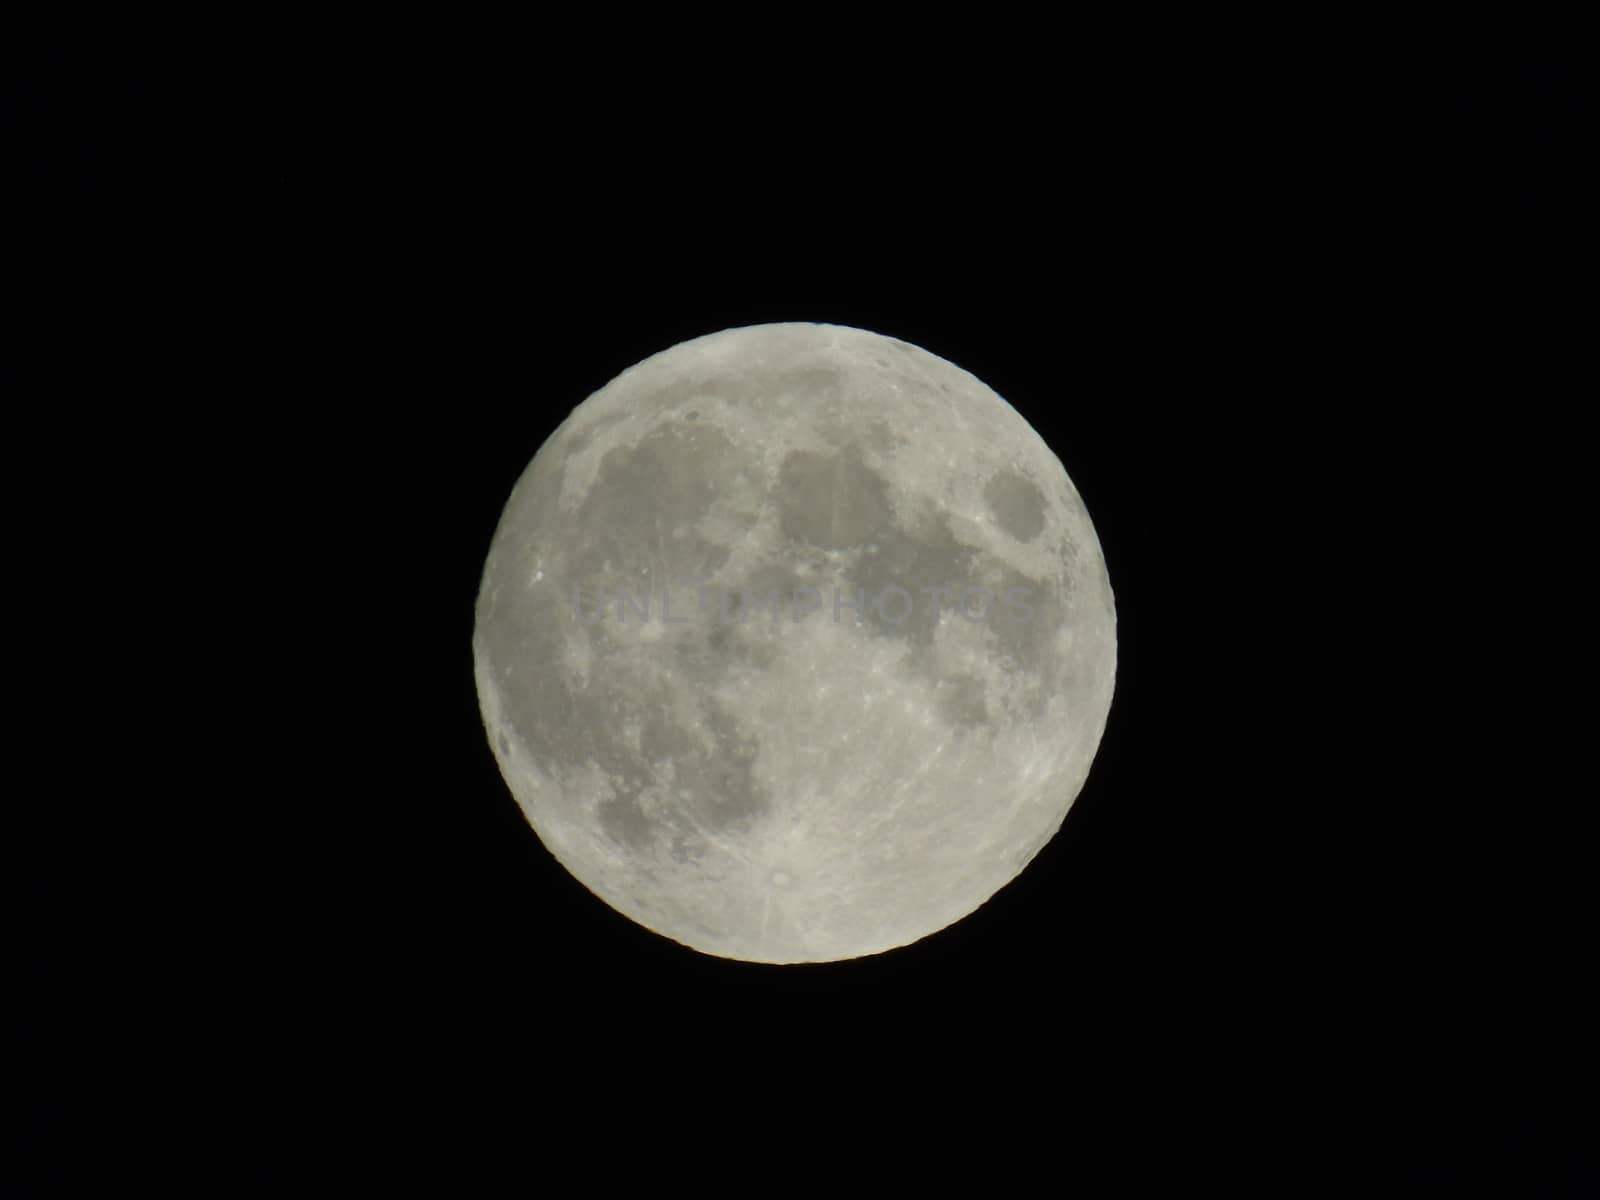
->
473, 323, 1116, 962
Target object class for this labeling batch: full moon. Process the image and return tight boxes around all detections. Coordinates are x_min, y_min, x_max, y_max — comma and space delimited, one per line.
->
473, 323, 1116, 963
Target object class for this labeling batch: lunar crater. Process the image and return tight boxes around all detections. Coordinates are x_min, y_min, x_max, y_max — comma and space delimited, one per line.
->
984, 470, 1048, 542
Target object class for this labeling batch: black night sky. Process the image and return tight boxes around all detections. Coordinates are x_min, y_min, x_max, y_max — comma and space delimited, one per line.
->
17, 37, 1593, 1187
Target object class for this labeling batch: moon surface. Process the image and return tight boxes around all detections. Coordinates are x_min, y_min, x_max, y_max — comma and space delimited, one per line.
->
473, 323, 1116, 963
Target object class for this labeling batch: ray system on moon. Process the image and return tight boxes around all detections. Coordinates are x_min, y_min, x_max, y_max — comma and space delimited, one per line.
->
473, 323, 1116, 963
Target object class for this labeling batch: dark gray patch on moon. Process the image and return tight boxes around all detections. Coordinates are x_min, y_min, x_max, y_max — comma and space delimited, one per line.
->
986, 560, 1063, 681
593, 688, 772, 853
984, 471, 1047, 542
598, 789, 656, 850
570, 422, 756, 586
938, 673, 989, 728
846, 511, 976, 651
667, 700, 768, 833
673, 619, 776, 680
778, 449, 892, 551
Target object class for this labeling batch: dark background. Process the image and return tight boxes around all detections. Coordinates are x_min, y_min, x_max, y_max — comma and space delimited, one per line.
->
17, 38, 1593, 1185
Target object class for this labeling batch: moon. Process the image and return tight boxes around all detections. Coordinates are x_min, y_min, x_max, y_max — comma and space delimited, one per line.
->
473, 323, 1116, 963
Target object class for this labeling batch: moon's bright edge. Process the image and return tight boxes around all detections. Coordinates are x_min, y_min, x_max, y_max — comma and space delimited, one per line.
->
473, 323, 1116, 963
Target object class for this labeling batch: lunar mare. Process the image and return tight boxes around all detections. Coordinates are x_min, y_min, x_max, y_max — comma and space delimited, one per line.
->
473, 323, 1116, 963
